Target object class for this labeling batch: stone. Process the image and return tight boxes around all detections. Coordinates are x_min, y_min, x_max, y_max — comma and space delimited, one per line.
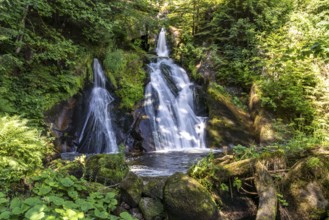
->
85, 154, 129, 186
143, 177, 167, 200
139, 197, 164, 220
130, 208, 144, 220
120, 172, 144, 207
164, 173, 220, 220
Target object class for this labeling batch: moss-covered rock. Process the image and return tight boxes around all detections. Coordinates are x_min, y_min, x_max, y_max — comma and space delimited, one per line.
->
139, 197, 165, 220
143, 177, 167, 200
49, 158, 84, 179
85, 154, 129, 186
164, 172, 220, 220
120, 172, 143, 207
281, 156, 329, 219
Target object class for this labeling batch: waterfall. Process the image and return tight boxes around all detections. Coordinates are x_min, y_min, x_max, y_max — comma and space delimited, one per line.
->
156, 28, 169, 57
144, 29, 206, 151
77, 59, 118, 154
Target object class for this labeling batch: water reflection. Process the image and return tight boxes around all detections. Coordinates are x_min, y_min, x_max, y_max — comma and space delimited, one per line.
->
127, 149, 222, 177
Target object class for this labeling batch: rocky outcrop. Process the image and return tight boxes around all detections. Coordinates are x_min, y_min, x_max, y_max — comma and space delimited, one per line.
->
163, 173, 220, 220
207, 83, 256, 147
249, 83, 278, 145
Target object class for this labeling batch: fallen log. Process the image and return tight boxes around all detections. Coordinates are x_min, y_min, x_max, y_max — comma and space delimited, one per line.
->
254, 161, 277, 220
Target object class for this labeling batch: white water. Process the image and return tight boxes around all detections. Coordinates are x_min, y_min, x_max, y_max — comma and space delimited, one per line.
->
156, 28, 169, 57
144, 28, 207, 151
77, 59, 118, 154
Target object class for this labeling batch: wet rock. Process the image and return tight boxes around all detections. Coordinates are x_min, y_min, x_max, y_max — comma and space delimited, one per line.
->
143, 177, 167, 200
85, 154, 129, 185
45, 97, 78, 152
139, 197, 164, 220
164, 173, 220, 220
120, 172, 144, 207
128, 105, 156, 152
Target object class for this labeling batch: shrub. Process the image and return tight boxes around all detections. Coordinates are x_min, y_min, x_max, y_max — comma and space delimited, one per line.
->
0, 116, 52, 189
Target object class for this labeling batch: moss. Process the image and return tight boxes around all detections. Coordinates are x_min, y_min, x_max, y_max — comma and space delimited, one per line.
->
164, 173, 219, 220
85, 154, 129, 186
103, 49, 146, 110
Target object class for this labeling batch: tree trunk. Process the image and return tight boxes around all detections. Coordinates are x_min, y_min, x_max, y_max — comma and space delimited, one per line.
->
254, 161, 277, 220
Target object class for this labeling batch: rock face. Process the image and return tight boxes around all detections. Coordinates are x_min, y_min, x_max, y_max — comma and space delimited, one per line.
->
207, 83, 255, 147
120, 172, 144, 207
85, 154, 129, 185
164, 173, 220, 220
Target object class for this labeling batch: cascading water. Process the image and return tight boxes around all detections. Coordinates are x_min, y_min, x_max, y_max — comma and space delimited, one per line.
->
77, 59, 118, 154
143, 28, 207, 151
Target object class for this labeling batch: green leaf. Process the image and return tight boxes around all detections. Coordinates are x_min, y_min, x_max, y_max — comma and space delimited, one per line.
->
68, 190, 79, 200
120, 212, 135, 220
0, 211, 11, 219
10, 198, 22, 209
24, 205, 46, 220
59, 177, 74, 187
37, 185, 52, 195
0, 198, 8, 205
48, 196, 65, 206
76, 199, 94, 212
23, 197, 42, 206
94, 209, 109, 219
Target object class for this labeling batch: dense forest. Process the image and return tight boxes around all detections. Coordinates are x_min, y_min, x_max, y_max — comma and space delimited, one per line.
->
0, 0, 328, 219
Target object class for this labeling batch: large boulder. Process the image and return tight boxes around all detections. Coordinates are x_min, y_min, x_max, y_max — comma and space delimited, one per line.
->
164, 173, 220, 220
139, 197, 164, 220
85, 154, 129, 185
281, 156, 329, 220
120, 172, 144, 207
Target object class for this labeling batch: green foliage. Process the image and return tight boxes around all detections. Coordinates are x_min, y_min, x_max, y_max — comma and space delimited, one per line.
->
233, 177, 242, 191
104, 49, 146, 109
233, 145, 259, 160
0, 169, 137, 220
306, 157, 322, 169
189, 153, 223, 191
277, 193, 289, 207
0, 0, 156, 122
0, 116, 52, 190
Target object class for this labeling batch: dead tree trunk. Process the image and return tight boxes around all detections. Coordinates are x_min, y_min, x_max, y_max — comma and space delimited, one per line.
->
254, 161, 277, 220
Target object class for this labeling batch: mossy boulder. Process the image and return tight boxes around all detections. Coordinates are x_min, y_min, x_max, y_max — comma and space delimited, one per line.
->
49, 159, 84, 179
85, 154, 129, 185
139, 197, 165, 220
282, 156, 329, 219
120, 172, 143, 207
164, 173, 220, 220
143, 177, 167, 200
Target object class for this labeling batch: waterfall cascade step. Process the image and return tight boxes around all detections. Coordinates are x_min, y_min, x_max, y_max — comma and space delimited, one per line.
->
143, 28, 207, 151
77, 59, 118, 154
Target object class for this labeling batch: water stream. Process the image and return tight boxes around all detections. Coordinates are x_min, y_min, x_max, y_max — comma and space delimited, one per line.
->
143, 28, 207, 151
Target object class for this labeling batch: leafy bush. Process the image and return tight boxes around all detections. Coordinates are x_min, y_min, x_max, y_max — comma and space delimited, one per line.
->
0, 169, 136, 220
0, 116, 52, 189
